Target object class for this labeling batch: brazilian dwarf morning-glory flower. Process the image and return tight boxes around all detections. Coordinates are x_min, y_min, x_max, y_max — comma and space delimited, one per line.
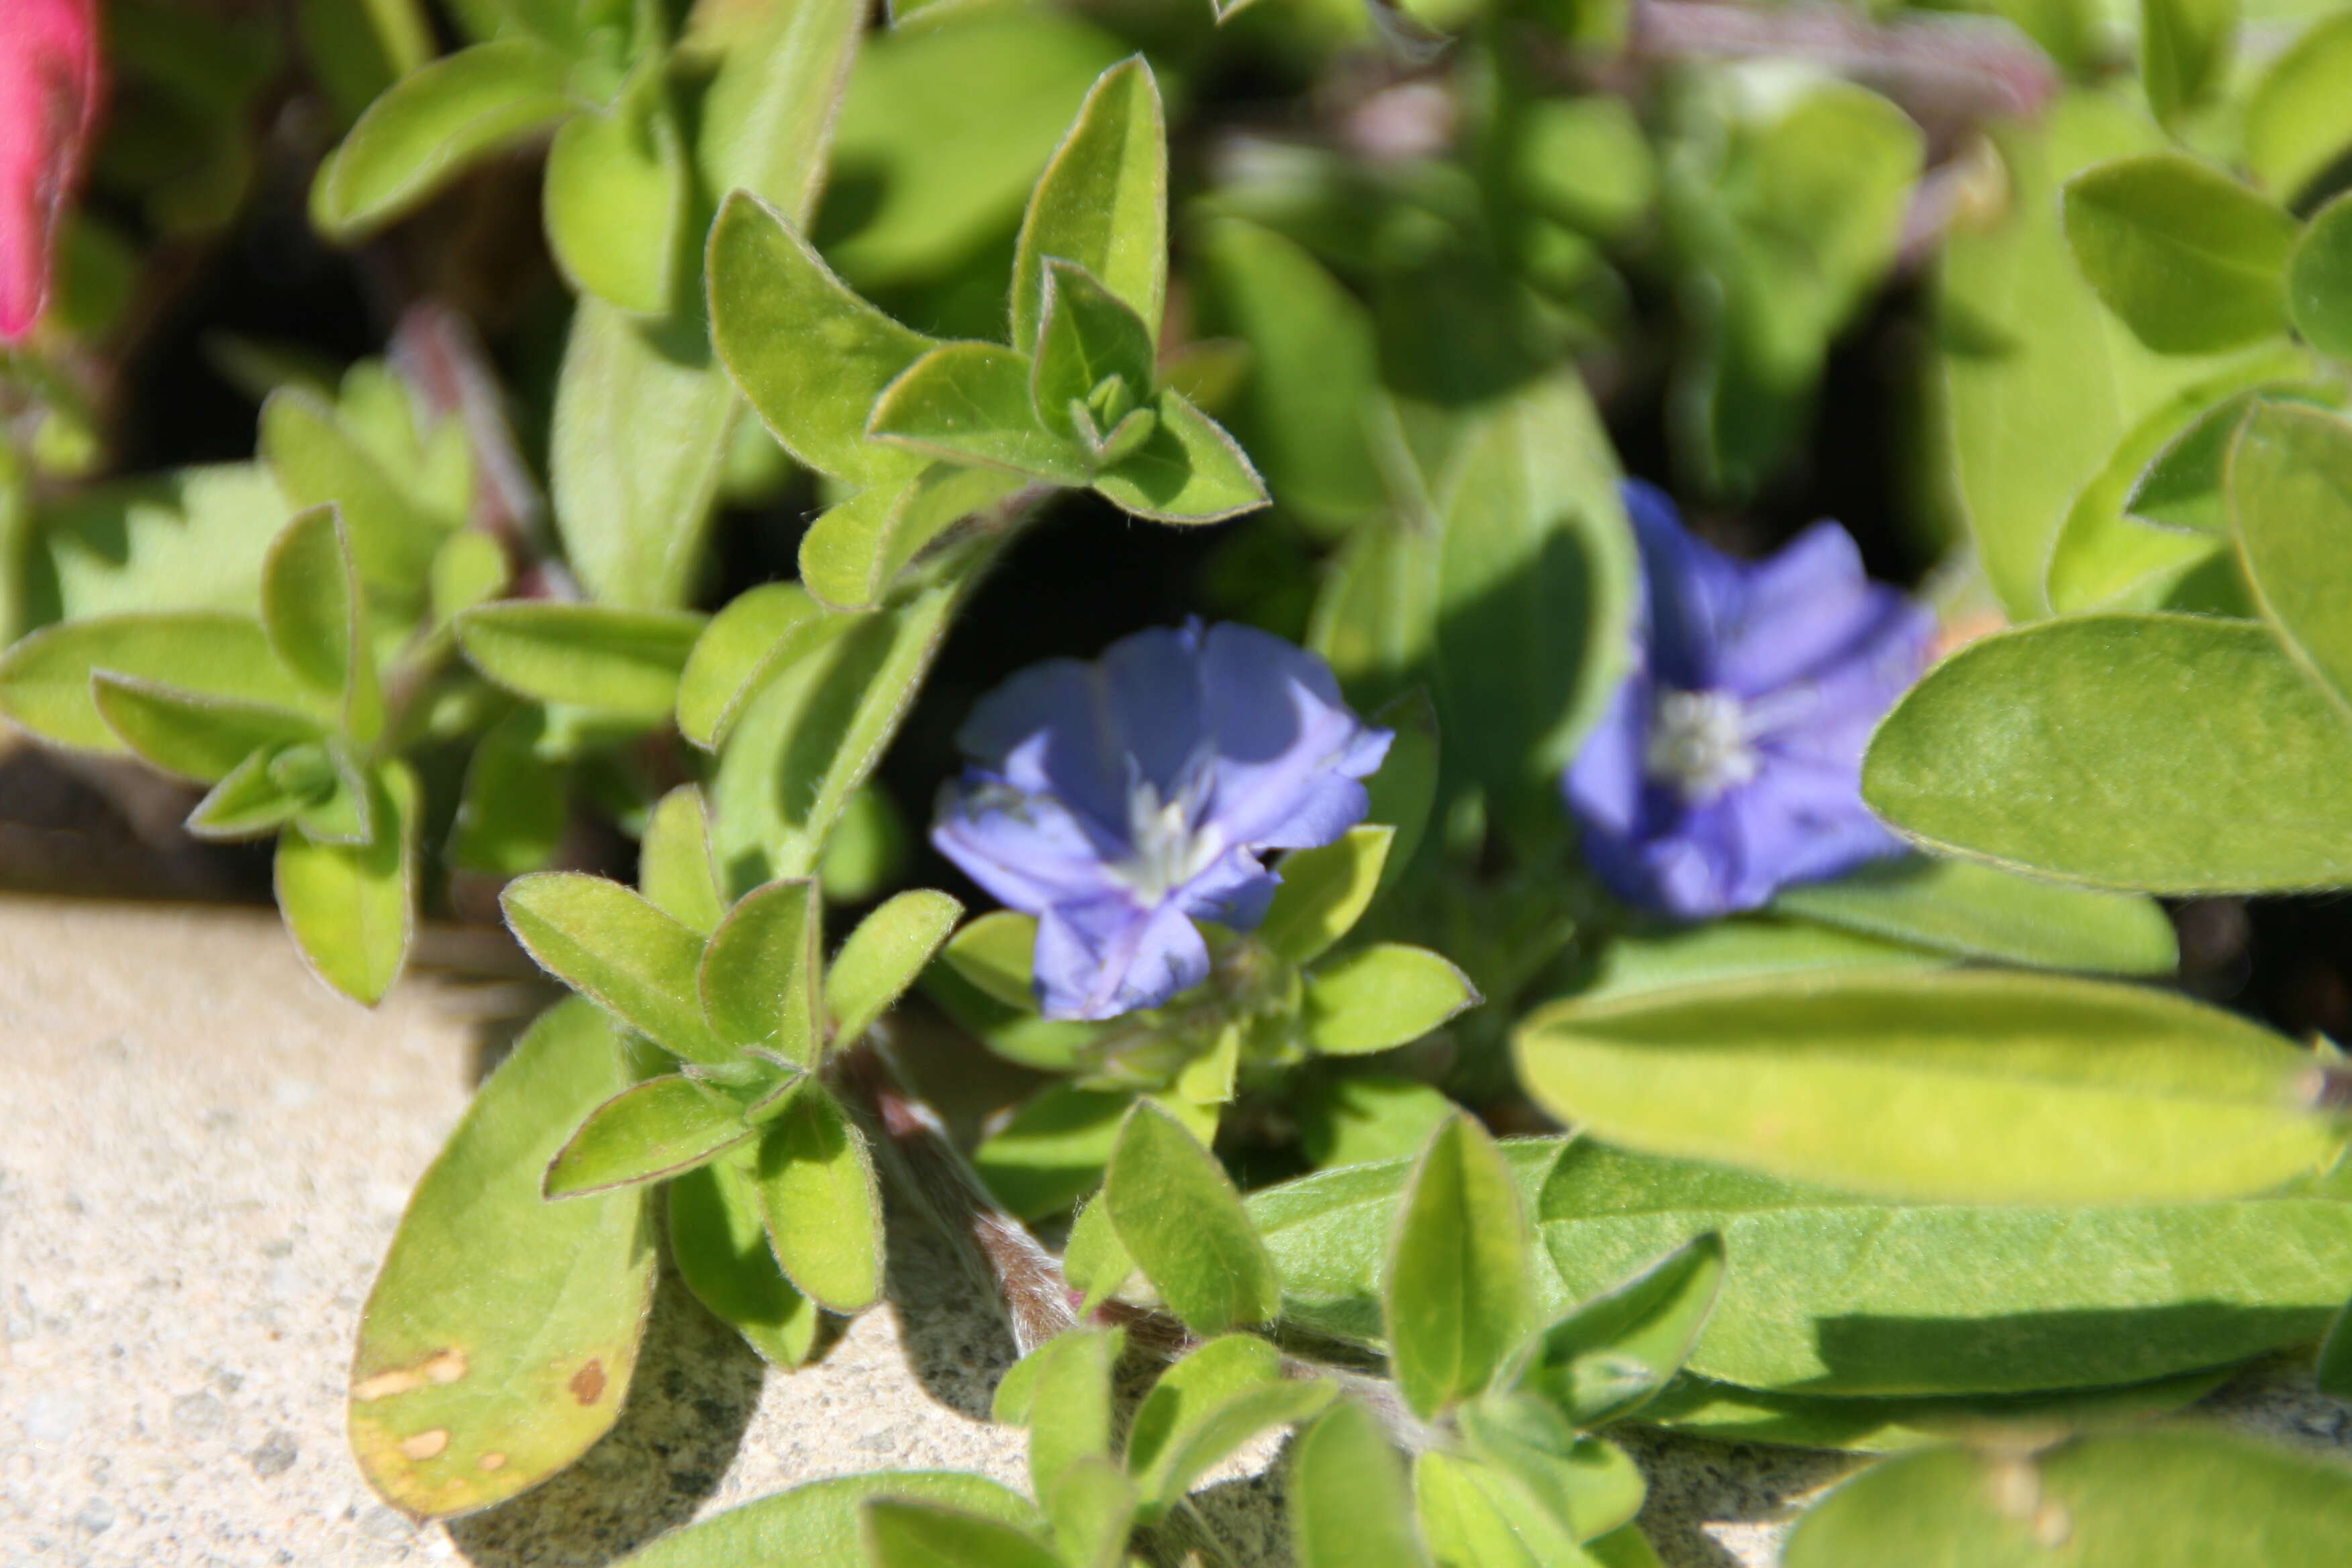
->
1565, 481, 1934, 920
934, 622, 1392, 1021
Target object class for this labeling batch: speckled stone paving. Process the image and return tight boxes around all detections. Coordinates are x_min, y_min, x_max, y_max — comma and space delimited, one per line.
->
2, 895, 2344, 1568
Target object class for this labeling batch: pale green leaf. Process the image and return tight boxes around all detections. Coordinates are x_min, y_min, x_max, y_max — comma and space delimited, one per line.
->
2245, 11, 2352, 203
1387, 1114, 1535, 1419
675, 581, 848, 752
668, 1149, 819, 1368
827, 889, 963, 1048
865, 1500, 1061, 1568
700, 877, 823, 1067
610, 1472, 1034, 1568
1516, 1234, 1724, 1427
941, 911, 1042, 1012
501, 872, 732, 1064
1516, 969, 2342, 1204
1290, 1401, 1430, 1568
1010, 57, 1167, 354
261, 505, 379, 743
1305, 944, 1479, 1057
0, 611, 320, 754
545, 1075, 757, 1197
756, 1082, 885, 1313
1454, 1401, 1645, 1544
349, 999, 653, 1518
1416, 1449, 1600, 1568
1003, 1327, 1118, 1500
1773, 858, 2176, 974
2139, 0, 2236, 130
544, 55, 688, 316
1864, 614, 2352, 890
1031, 260, 1157, 446
801, 465, 1022, 612
1299, 1076, 1459, 1171
260, 387, 456, 609
2234, 399, 2352, 720
2289, 195, 2352, 362
1089, 389, 1268, 524
1577, 920, 1941, 1003
1104, 1101, 1279, 1334
277, 762, 417, 1005
91, 677, 322, 785
869, 342, 1092, 485
640, 785, 726, 936
2061, 153, 2296, 354
1258, 826, 1393, 966
456, 602, 704, 724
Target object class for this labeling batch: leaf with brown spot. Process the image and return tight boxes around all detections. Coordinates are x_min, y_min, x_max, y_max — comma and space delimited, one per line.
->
348, 999, 658, 1518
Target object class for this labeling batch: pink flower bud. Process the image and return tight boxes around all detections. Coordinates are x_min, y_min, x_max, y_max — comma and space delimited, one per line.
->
0, 0, 102, 342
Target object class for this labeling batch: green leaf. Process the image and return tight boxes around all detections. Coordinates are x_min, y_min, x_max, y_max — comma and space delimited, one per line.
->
187, 747, 307, 841
611, 1473, 1034, 1568
1863, 614, 2352, 890
0, 611, 321, 754
430, 528, 508, 625
1134, 1375, 1335, 1520
1432, 374, 1634, 828
261, 506, 380, 744
707, 194, 934, 487
550, 0, 861, 611
348, 999, 654, 1518
1290, 1401, 1431, 1568
89, 677, 322, 785
668, 1149, 819, 1368
699, 878, 823, 1067
1258, 826, 1394, 966
1454, 1400, 1645, 1544
1044, 1458, 1135, 1568
1305, 944, 1480, 1058
1309, 507, 1444, 717
544, 1075, 756, 1198
260, 387, 456, 610
801, 465, 1022, 613
20, 463, 291, 631
1010, 57, 1167, 356
1516, 1234, 1724, 1427
1517, 969, 2341, 1204
708, 578, 961, 887
869, 342, 1091, 485
1539, 1138, 2352, 1395
2061, 154, 2296, 355
865, 1500, 1061, 1568
1195, 218, 1386, 536
1577, 920, 1940, 1003
501, 872, 732, 1065
544, 54, 687, 316
1062, 1193, 1134, 1316
756, 1082, 885, 1313
1782, 1430, 2352, 1566
1637, 1367, 2237, 1453
1089, 390, 1269, 524
1031, 260, 1158, 446
1000, 1326, 1118, 1500
1363, 690, 1438, 895
1772, 859, 2175, 974
2290, 196, 2352, 362
973, 1084, 1130, 1220
1103, 1101, 1279, 1334
826, 889, 962, 1048
311, 39, 577, 236
1416, 1449, 1600, 1568
2235, 399, 2352, 722
1937, 95, 2276, 618
2139, 0, 2235, 130
675, 581, 848, 752
1300, 1075, 1459, 1171
455, 602, 704, 724
1250, 1139, 1568, 1347
2320, 1295, 2352, 1400
448, 709, 566, 878
941, 911, 1042, 1012
277, 762, 417, 1004
1387, 1114, 1536, 1419
2245, 11, 2352, 203
2126, 383, 2342, 536
640, 785, 726, 936
1123, 1333, 1282, 1495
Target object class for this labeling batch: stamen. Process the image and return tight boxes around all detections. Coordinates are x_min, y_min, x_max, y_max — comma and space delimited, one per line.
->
1645, 688, 1760, 803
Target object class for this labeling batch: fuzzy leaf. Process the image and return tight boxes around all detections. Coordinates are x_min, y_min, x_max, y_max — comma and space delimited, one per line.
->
669, 1149, 819, 1368
1291, 1402, 1431, 1568
91, 677, 322, 785
1771, 859, 2177, 974
456, 602, 705, 724
1031, 260, 1157, 444
865, 1501, 1061, 1568
1387, 1115, 1536, 1419
699, 878, 823, 1066
544, 55, 687, 315
0, 611, 321, 754
277, 762, 417, 1005
827, 889, 963, 1047
1516, 1234, 1724, 1427
1258, 826, 1393, 966
675, 581, 848, 752
610, 1473, 1034, 1568
1305, 944, 1480, 1057
2061, 154, 2296, 354
261, 506, 380, 743
1089, 389, 1267, 524
756, 1083, 885, 1314
1010, 57, 1167, 354
2233, 399, 2352, 720
640, 786, 727, 936
1104, 1101, 1279, 1334
869, 342, 1093, 485
544, 1076, 757, 1197
801, 466, 1022, 612
501, 872, 733, 1065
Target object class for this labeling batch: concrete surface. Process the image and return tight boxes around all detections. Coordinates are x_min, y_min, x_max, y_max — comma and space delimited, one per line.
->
0, 895, 2343, 1568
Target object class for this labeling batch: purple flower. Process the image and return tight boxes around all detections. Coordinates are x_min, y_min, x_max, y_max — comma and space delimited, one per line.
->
1565, 481, 1934, 920
934, 622, 1392, 1020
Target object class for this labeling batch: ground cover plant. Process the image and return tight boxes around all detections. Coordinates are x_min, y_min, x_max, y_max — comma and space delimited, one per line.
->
6, 0, 2352, 1561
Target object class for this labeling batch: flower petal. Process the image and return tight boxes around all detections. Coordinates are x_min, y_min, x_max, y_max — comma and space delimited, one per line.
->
1197, 622, 1389, 850
1034, 894, 1210, 1020
0, 0, 101, 342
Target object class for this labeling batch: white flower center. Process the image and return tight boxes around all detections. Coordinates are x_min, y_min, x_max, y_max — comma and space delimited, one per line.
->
1646, 688, 1759, 803
1111, 776, 1223, 903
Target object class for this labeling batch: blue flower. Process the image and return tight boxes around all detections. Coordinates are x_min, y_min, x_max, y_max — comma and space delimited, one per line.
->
1565, 481, 1934, 920
934, 622, 1392, 1020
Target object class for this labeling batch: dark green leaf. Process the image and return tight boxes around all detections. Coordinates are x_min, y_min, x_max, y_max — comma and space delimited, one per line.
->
1290, 1401, 1430, 1568
1031, 260, 1157, 446
1089, 389, 1268, 524
973, 1084, 1130, 1220
756, 1082, 885, 1314
2289, 195, 2352, 362
349, 1000, 654, 1517
1577, 920, 1940, 1003
2061, 154, 2296, 354
669, 1149, 819, 1368
1539, 1138, 2352, 1394
1782, 1430, 2352, 1566
2125, 383, 2341, 535
1362, 690, 1438, 895
1104, 1100, 1279, 1334
501, 872, 732, 1064
448, 709, 565, 879
1772, 858, 2176, 974
869, 342, 1091, 485
544, 1075, 756, 1197
1387, 1114, 1536, 1419
1010, 57, 1167, 354
864, 1500, 1061, 1568
1865, 614, 2352, 890
1516, 1234, 1724, 1427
